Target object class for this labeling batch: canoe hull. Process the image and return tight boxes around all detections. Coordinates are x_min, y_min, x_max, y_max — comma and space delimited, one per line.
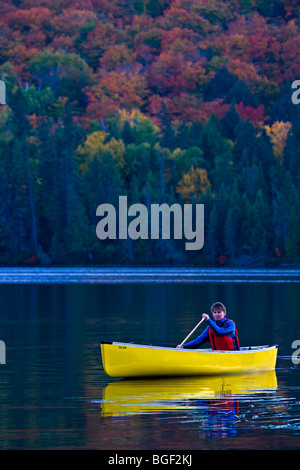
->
100, 341, 278, 378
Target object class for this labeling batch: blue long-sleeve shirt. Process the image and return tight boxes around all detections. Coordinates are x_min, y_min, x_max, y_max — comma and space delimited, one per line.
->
183, 317, 237, 349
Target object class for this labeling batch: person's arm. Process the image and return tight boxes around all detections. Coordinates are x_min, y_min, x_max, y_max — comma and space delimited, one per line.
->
207, 318, 235, 336
182, 326, 210, 349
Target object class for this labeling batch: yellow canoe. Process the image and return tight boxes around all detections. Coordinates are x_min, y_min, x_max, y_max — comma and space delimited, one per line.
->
101, 370, 278, 417
100, 341, 278, 378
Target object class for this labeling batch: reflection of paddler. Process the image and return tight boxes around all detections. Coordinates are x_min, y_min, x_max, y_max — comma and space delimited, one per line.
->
101, 370, 277, 418
207, 397, 240, 437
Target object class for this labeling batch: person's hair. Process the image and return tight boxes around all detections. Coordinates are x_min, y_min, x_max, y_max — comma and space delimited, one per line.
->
211, 302, 226, 313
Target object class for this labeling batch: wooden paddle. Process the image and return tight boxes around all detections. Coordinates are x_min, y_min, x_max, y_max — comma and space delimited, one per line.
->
178, 317, 205, 348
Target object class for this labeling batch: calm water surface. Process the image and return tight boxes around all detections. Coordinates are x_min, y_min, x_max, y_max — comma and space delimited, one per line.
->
0, 268, 300, 450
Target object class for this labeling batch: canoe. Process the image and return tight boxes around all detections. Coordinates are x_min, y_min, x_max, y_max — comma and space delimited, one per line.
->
101, 370, 278, 417
100, 341, 278, 378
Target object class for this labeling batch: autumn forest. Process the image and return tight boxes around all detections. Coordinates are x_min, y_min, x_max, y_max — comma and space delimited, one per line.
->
0, 0, 300, 266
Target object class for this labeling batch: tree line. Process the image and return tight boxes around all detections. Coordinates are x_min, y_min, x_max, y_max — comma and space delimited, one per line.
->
0, 87, 299, 266
0, 0, 299, 266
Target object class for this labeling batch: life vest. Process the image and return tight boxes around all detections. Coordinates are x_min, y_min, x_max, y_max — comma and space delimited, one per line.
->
208, 318, 240, 351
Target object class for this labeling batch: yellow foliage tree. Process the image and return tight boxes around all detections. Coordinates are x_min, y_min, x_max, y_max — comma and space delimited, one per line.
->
176, 166, 211, 202
119, 109, 160, 144
264, 121, 292, 163
76, 131, 125, 173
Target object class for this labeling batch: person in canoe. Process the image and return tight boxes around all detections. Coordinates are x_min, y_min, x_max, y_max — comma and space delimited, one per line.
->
177, 302, 240, 351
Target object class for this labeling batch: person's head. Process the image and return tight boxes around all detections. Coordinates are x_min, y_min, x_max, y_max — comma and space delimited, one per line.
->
211, 302, 226, 321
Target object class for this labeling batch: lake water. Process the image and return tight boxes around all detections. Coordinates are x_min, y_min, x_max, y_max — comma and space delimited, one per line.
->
0, 267, 300, 450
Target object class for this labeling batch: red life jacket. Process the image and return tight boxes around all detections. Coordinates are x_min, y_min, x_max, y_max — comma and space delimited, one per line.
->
208, 318, 240, 351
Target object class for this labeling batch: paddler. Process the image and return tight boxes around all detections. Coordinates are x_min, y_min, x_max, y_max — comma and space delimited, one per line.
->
177, 302, 240, 351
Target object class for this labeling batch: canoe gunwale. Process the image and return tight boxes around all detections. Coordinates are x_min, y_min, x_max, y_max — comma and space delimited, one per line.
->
101, 340, 278, 354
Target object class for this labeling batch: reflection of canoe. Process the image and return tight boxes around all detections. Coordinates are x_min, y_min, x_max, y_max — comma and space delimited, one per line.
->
101, 370, 278, 417
100, 341, 278, 378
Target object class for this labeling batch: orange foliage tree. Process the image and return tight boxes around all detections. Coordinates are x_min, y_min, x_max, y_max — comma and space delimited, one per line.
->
176, 167, 211, 202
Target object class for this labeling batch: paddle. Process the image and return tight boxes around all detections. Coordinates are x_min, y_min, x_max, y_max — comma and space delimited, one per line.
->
177, 317, 205, 348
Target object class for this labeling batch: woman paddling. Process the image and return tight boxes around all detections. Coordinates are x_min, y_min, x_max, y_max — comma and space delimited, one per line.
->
177, 302, 240, 351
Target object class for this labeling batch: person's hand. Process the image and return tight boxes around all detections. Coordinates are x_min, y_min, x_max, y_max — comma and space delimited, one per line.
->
202, 313, 209, 321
